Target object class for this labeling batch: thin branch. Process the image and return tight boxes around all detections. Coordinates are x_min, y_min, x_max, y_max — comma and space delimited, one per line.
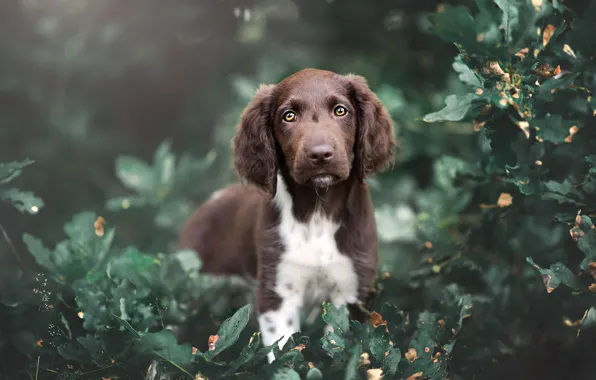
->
0, 222, 29, 272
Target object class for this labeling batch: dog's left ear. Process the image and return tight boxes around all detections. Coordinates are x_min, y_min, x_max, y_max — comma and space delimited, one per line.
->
232, 84, 278, 196
345, 74, 396, 182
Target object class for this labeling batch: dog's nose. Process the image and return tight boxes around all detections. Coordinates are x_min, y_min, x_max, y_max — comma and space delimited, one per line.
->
308, 144, 334, 164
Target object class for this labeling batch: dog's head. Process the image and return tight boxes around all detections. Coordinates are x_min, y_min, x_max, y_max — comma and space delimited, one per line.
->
232, 68, 396, 195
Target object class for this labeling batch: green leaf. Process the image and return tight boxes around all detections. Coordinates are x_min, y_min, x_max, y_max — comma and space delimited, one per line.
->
452, 56, 482, 87
273, 368, 302, 380
0, 188, 44, 214
222, 332, 262, 375
344, 343, 361, 380
427, 5, 478, 46
153, 140, 176, 190
203, 304, 252, 360
0, 159, 34, 185
369, 326, 401, 377
172, 248, 202, 274
580, 307, 596, 332
105, 195, 147, 211
115, 156, 154, 193
137, 329, 194, 375
107, 246, 161, 286
423, 94, 476, 122
154, 200, 192, 229
494, 0, 520, 43
306, 367, 324, 380
321, 302, 350, 334
22, 233, 58, 273
526, 257, 583, 292
533, 115, 580, 144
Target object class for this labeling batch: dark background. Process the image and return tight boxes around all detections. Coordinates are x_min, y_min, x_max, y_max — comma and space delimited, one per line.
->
1, 0, 594, 379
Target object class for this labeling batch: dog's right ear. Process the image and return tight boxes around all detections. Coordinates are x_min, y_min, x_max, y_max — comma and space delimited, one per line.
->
232, 84, 278, 196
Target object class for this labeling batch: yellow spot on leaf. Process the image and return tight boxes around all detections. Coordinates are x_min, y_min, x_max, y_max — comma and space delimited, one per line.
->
473, 120, 486, 131
488, 61, 506, 77
405, 348, 418, 362
292, 344, 306, 352
360, 352, 371, 366
563, 316, 582, 328
516, 121, 530, 139
564, 126, 579, 143
497, 193, 513, 207
563, 44, 577, 58
424, 241, 433, 249
438, 319, 446, 328
94, 217, 105, 237
515, 47, 529, 60
543, 24, 556, 47
367, 368, 383, 380
531, 0, 543, 11
208, 335, 219, 351
78, 311, 84, 319
370, 312, 387, 329
406, 372, 424, 380
542, 274, 555, 293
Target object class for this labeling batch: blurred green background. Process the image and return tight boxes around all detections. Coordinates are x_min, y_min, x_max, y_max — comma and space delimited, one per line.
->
0, 0, 475, 262
6, 1, 594, 379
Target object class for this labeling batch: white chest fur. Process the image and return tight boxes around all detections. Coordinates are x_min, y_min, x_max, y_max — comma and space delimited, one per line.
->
258, 175, 359, 362
273, 179, 359, 307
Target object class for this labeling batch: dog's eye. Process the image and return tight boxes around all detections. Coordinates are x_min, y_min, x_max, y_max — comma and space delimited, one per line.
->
333, 105, 347, 117
283, 111, 296, 122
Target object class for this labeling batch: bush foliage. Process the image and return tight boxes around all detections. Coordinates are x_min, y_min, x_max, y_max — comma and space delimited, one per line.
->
1, 0, 596, 379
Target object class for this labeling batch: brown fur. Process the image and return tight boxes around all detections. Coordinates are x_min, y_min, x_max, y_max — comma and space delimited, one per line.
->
178, 68, 396, 316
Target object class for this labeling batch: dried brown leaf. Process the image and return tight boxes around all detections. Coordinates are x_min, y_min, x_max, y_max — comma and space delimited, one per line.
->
497, 193, 513, 207
208, 335, 219, 351
94, 216, 105, 237
564, 126, 579, 143
543, 24, 556, 47
406, 372, 423, 380
542, 274, 555, 293
370, 312, 388, 329
405, 348, 417, 362
367, 368, 384, 380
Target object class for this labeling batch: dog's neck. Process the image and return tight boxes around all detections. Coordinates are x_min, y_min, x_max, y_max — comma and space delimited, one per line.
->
273, 170, 358, 223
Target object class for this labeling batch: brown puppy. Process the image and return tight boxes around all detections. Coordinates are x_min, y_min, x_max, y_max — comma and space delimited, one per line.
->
179, 68, 396, 361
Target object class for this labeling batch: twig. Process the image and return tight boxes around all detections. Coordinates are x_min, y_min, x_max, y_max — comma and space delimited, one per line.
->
0, 222, 29, 272
35, 356, 40, 380
357, 303, 372, 317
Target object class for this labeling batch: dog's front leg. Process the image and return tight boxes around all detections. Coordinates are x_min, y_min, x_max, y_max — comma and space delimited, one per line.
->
323, 259, 364, 335
257, 283, 302, 363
